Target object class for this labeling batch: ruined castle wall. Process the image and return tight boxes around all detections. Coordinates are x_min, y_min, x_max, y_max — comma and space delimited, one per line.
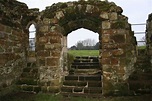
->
146, 13, 152, 60
0, 24, 26, 95
0, 0, 36, 95
38, 0, 137, 95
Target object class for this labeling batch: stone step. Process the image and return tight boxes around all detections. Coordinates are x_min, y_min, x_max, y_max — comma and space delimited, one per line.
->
16, 78, 39, 85
63, 81, 102, 87
61, 92, 102, 98
18, 85, 41, 93
75, 56, 99, 59
74, 59, 99, 63
134, 89, 152, 95
61, 86, 102, 94
70, 69, 101, 75
129, 80, 152, 91
72, 62, 99, 66
71, 65, 100, 69
20, 72, 38, 79
22, 68, 38, 73
65, 75, 101, 81
27, 62, 36, 68
129, 72, 152, 81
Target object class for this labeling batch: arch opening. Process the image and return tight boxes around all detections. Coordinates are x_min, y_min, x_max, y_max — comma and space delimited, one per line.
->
29, 24, 36, 51
68, 28, 99, 51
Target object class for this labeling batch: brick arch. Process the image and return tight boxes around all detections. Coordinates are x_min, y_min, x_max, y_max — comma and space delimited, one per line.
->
37, 0, 137, 95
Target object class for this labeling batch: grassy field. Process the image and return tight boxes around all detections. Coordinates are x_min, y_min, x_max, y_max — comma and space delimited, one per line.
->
138, 46, 146, 49
68, 50, 99, 56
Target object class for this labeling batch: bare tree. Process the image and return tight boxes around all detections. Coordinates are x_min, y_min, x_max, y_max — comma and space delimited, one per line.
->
82, 39, 96, 46
139, 36, 146, 46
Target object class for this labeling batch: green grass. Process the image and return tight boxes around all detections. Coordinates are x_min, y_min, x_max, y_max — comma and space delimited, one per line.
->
68, 50, 99, 56
138, 46, 146, 49
1, 92, 152, 101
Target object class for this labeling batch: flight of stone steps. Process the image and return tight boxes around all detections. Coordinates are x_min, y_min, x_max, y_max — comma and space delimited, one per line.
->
16, 61, 40, 93
129, 49, 152, 95
61, 56, 102, 97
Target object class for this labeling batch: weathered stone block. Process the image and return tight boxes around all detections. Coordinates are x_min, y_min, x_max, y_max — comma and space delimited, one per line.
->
37, 44, 45, 51
39, 26, 49, 33
50, 79, 60, 86
102, 21, 111, 29
102, 34, 110, 43
45, 44, 54, 50
112, 49, 124, 56
110, 12, 117, 20
46, 58, 59, 66
56, 11, 64, 20
111, 34, 125, 43
0, 31, 8, 39
39, 37, 48, 44
50, 18, 58, 24
101, 29, 117, 35
102, 58, 110, 64
54, 43, 61, 49
43, 18, 50, 25
86, 4, 94, 13
37, 51, 50, 57
51, 51, 60, 57
48, 86, 60, 93
111, 21, 126, 29
111, 58, 119, 65
41, 86, 48, 92
102, 51, 112, 58
12, 30, 22, 36
50, 36, 61, 43
0, 46, 4, 52
100, 12, 109, 20
38, 58, 45, 66
0, 24, 5, 31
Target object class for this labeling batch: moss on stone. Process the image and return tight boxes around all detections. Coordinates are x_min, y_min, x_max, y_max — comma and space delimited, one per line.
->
112, 21, 126, 29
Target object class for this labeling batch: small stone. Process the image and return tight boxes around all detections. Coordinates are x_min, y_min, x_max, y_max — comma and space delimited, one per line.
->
43, 18, 50, 25
102, 21, 111, 29
100, 12, 109, 20
56, 11, 64, 20
110, 12, 117, 20
102, 34, 110, 43
45, 44, 54, 50
86, 5, 94, 13
39, 26, 49, 33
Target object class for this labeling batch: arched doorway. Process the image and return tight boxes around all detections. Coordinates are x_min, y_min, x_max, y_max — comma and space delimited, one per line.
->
29, 24, 36, 51
26, 23, 37, 62
37, 0, 137, 95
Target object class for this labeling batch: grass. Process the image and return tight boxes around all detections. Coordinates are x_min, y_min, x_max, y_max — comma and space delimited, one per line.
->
138, 46, 146, 49
1, 92, 152, 101
68, 50, 99, 56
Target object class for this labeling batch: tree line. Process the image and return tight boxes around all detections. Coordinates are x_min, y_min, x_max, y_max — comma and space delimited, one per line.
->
69, 39, 99, 50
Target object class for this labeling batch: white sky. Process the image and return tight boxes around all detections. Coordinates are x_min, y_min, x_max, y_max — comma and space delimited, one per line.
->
18, 0, 152, 47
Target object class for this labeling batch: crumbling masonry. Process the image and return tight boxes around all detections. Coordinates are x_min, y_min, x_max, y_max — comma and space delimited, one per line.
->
0, 0, 152, 97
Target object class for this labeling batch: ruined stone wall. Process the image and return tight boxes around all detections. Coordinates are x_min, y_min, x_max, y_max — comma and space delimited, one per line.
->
0, 24, 26, 95
0, 0, 38, 95
38, 0, 137, 95
146, 13, 152, 62
0, 0, 137, 96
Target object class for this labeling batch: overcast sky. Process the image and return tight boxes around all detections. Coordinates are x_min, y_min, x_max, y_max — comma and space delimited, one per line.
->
17, 0, 152, 47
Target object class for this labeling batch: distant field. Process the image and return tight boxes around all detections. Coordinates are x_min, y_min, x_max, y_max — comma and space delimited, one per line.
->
68, 50, 99, 56
138, 46, 146, 49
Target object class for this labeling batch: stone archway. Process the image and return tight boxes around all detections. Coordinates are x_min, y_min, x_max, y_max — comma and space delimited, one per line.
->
36, 0, 136, 95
